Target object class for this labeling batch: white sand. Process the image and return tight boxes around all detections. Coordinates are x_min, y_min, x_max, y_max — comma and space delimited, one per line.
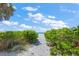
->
0, 34, 50, 56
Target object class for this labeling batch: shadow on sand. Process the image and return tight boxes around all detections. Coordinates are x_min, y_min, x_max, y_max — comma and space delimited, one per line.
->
33, 40, 41, 46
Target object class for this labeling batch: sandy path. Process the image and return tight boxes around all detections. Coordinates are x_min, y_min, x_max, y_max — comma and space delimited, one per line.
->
18, 34, 50, 56
0, 34, 50, 56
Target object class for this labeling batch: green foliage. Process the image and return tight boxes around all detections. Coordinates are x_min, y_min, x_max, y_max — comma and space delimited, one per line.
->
50, 46, 58, 55
23, 30, 38, 44
44, 26, 79, 56
0, 3, 15, 20
71, 47, 79, 55
0, 30, 38, 51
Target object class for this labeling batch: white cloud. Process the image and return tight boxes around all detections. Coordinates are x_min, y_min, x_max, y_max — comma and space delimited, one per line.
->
28, 12, 69, 29
22, 6, 38, 11
28, 13, 44, 21
37, 27, 47, 32
32, 21, 38, 23
2, 21, 18, 26
48, 15, 56, 19
42, 19, 69, 29
67, 9, 76, 14
32, 26, 48, 32
60, 6, 76, 14
19, 24, 32, 29
42, 19, 52, 24
2, 21, 32, 30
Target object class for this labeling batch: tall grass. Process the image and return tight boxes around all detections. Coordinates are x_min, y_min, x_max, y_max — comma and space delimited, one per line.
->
0, 30, 38, 51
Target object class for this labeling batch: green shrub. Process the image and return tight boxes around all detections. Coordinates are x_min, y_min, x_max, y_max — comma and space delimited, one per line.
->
71, 47, 79, 55
44, 26, 79, 56
50, 46, 58, 55
23, 30, 38, 44
0, 30, 38, 51
0, 32, 8, 50
0, 31, 18, 50
0, 32, 5, 41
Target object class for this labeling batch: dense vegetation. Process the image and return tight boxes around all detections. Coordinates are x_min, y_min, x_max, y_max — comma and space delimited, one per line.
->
0, 30, 38, 51
44, 26, 79, 56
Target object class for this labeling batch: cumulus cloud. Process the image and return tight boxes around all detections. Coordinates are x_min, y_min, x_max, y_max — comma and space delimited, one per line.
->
28, 13, 69, 29
2, 21, 32, 30
22, 6, 38, 11
1, 20, 47, 32
28, 13, 44, 21
42, 19, 69, 29
2, 21, 18, 26
19, 24, 32, 29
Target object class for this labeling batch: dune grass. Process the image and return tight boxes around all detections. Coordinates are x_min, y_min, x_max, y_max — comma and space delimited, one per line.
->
0, 30, 38, 51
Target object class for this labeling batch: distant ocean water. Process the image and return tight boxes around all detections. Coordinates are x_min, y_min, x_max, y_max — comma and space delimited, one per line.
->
38, 32, 44, 36
38, 32, 44, 34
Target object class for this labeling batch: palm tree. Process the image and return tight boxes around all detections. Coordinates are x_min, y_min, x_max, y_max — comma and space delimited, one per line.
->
0, 3, 15, 21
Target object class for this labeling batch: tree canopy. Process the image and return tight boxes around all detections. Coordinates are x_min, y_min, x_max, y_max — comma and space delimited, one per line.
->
0, 3, 15, 21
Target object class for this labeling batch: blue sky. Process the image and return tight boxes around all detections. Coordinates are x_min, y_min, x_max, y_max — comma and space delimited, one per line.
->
0, 3, 79, 32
